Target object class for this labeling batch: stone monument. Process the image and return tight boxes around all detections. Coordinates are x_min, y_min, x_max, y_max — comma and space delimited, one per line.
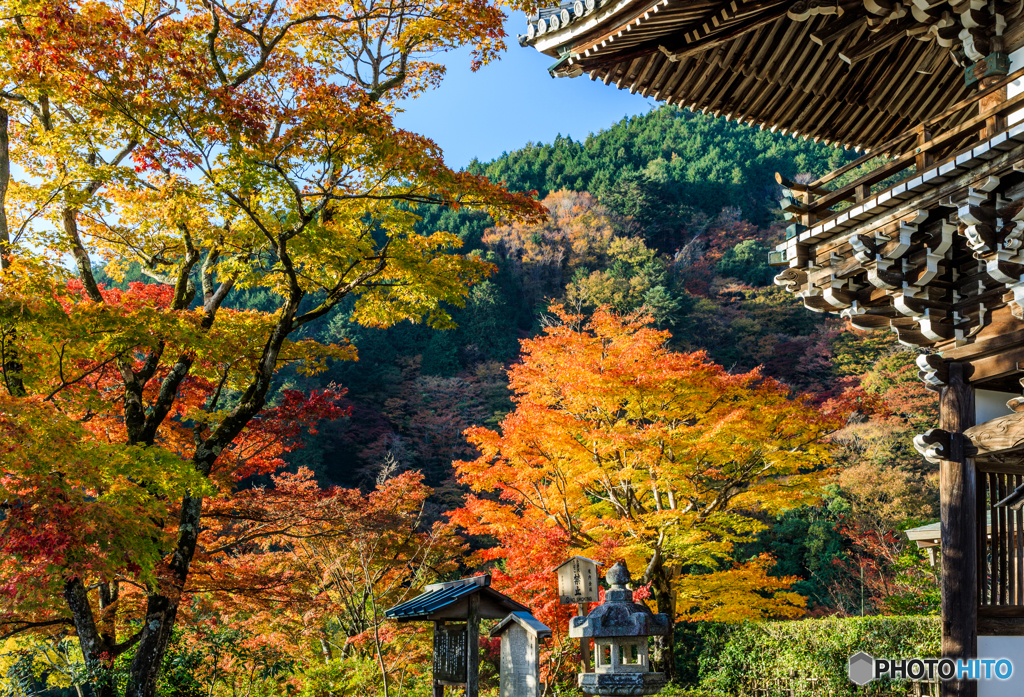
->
490, 611, 551, 697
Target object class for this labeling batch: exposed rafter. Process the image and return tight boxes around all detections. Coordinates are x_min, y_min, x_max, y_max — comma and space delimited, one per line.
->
522, 0, 1024, 149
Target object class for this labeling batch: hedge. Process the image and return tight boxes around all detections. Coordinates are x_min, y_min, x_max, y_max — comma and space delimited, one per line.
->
682, 616, 941, 696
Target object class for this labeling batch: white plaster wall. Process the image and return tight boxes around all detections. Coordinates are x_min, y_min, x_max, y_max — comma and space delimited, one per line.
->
976, 389, 1016, 425
978, 636, 1024, 696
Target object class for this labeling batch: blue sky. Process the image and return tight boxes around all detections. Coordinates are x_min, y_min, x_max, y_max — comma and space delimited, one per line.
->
394, 17, 656, 170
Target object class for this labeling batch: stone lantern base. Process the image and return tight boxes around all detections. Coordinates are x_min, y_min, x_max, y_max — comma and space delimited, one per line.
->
578, 672, 667, 696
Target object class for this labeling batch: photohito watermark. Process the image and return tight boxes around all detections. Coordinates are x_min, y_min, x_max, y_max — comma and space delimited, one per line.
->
848, 652, 1014, 685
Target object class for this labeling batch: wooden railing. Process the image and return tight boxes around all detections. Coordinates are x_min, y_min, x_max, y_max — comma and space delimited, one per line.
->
978, 470, 1024, 634
777, 67, 1024, 232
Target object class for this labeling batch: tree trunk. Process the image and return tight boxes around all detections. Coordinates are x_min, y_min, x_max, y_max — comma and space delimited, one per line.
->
117, 272, 298, 696
0, 104, 25, 398
124, 593, 180, 697
124, 493, 203, 697
650, 564, 676, 681
0, 105, 10, 261
64, 578, 116, 697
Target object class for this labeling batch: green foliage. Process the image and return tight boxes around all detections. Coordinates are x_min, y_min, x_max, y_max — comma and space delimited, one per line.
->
107, 627, 295, 697
739, 506, 849, 608
468, 108, 852, 226
295, 657, 423, 697
422, 331, 461, 377
716, 239, 774, 287
691, 616, 940, 696
882, 522, 942, 616
830, 331, 902, 378
452, 280, 521, 363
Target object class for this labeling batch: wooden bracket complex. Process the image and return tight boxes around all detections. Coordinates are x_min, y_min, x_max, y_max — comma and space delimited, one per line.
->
918, 354, 950, 392
914, 428, 955, 463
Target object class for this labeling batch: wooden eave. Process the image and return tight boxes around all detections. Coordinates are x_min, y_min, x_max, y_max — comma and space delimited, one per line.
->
525, 0, 1024, 150
767, 81, 1024, 394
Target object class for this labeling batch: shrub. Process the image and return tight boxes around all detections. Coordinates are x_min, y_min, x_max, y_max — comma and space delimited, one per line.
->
690, 616, 940, 696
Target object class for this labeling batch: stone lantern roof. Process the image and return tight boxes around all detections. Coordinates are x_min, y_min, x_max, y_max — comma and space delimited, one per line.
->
569, 562, 670, 639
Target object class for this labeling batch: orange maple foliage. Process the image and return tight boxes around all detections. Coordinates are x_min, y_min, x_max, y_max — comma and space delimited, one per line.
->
177, 467, 461, 696
451, 306, 841, 677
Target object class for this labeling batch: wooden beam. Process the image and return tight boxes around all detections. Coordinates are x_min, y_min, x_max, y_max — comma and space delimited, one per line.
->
775, 172, 839, 197
964, 411, 1024, 464
963, 351, 1024, 384
945, 329, 1024, 363
808, 86, 1024, 215
977, 616, 1024, 635
976, 457, 1024, 475
807, 65, 1024, 189
810, 10, 866, 45
940, 363, 977, 697
978, 605, 1024, 618
838, 22, 908, 65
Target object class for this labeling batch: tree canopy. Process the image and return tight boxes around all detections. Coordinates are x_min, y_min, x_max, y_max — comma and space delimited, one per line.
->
452, 306, 842, 677
0, 0, 541, 694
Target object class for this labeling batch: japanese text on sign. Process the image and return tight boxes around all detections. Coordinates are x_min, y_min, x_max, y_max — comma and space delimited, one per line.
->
556, 556, 599, 604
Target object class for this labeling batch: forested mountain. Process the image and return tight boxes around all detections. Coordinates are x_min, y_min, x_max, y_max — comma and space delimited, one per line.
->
467, 107, 850, 227
270, 106, 937, 617
104, 105, 939, 617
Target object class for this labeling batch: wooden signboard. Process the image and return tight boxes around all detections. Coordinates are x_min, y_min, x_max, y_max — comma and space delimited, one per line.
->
433, 623, 468, 684
555, 556, 600, 605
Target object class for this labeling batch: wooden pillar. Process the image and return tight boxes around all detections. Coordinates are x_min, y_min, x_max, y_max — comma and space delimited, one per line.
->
797, 190, 816, 228
578, 602, 591, 673
980, 77, 1008, 139
467, 594, 480, 697
940, 362, 977, 697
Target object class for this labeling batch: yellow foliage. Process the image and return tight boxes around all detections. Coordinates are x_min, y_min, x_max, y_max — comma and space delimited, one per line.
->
0, 637, 79, 695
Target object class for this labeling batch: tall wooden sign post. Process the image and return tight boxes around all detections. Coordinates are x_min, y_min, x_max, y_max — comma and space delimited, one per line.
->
553, 556, 601, 673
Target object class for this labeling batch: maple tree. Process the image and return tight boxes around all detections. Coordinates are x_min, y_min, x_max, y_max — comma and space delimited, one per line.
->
0, 374, 347, 692
451, 306, 841, 678
183, 466, 459, 697
565, 235, 670, 319
0, 0, 542, 694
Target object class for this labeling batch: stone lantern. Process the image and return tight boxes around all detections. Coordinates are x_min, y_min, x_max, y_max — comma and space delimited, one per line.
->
568, 562, 670, 696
